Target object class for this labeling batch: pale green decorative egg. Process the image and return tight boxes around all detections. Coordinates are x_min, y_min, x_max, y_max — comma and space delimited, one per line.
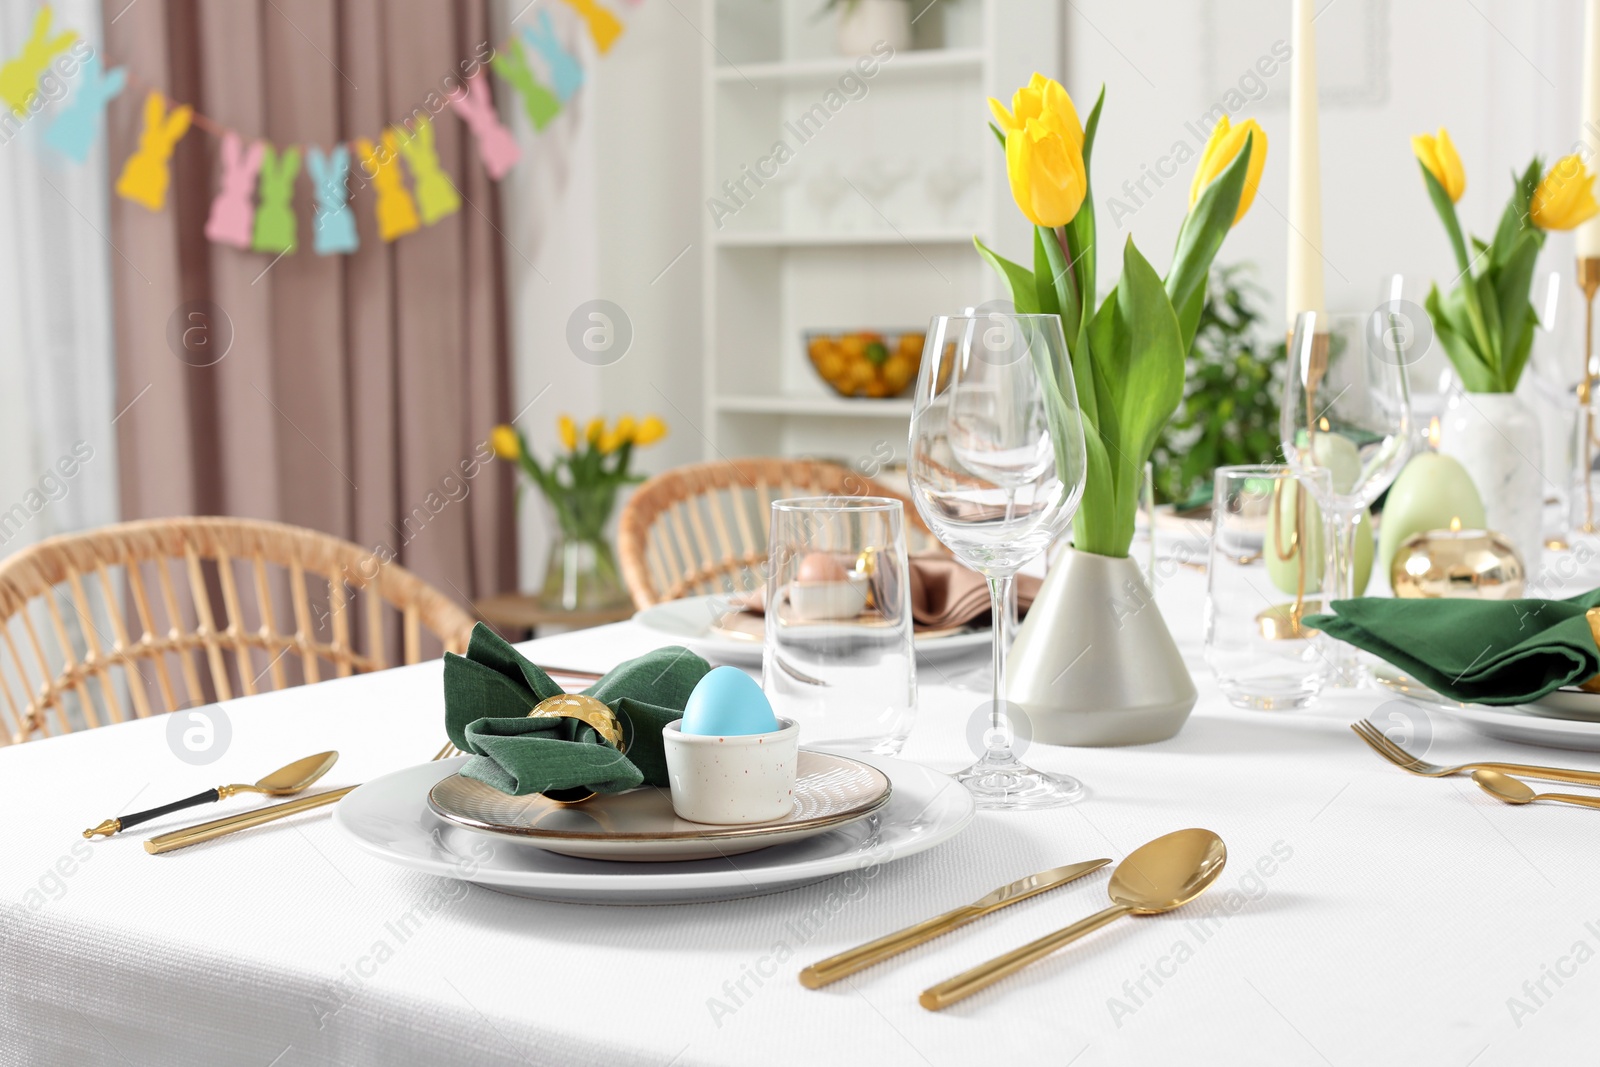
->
1375, 452, 1486, 588
1264, 477, 1373, 596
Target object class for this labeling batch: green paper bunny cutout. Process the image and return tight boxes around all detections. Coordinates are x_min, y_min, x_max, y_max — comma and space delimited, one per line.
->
252, 144, 300, 254
491, 40, 561, 132
394, 117, 460, 225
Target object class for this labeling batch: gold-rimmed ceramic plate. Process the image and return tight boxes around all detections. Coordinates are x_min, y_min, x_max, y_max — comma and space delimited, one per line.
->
427, 750, 892, 862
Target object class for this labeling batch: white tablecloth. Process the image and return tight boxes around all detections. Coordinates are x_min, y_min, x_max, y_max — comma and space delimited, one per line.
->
5, 558, 1600, 1067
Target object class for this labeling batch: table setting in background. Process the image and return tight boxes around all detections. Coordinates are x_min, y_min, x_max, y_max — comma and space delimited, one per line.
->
16, 6, 1600, 1066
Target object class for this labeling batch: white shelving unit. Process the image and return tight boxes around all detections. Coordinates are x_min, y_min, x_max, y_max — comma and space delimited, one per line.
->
698, 0, 1061, 465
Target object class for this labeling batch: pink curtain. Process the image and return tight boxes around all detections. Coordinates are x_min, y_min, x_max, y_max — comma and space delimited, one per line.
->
102, 0, 515, 608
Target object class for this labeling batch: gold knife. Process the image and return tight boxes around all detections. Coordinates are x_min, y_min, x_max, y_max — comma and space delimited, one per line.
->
797, 858, 1111, 989
144, 787, 356, 854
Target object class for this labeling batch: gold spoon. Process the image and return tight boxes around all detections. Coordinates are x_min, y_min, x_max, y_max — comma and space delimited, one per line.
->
919, 828, 1228, 1011
84, 751, 339, 838
1472, 769, 1600, 810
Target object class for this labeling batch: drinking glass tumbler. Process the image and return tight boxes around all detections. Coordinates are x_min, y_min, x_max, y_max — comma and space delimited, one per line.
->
762, 496, 915, 754
1204, 465, 1333, 710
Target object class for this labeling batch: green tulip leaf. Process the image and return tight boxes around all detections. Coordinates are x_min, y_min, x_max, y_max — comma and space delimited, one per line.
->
1037, 225, 1074, 339
1032, 226, 1063, 320
1067, 86, 1106, 332
972, 236, 1040, 314
1112, 237, 1187, 468
1167, 130, 1252, 352
1493, 229, 1541, 371
1427, 284, 1497, 393
1419, 162, 1471, 276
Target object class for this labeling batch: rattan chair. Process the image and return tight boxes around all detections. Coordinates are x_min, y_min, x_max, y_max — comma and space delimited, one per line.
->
0, 517, 476, 744
617, 458, 937, 608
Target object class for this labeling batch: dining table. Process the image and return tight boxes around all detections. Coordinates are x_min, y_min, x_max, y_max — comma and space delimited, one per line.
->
5, 537, 1599, 1067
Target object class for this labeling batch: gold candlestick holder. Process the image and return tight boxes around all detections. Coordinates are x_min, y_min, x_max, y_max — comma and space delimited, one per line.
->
1258, 329, 1331, 641
1578, 257, 1600, 533
1257, 474, 1315, 640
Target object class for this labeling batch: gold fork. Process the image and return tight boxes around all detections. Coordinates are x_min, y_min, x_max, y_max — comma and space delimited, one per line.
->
1350, 720, 1600, 788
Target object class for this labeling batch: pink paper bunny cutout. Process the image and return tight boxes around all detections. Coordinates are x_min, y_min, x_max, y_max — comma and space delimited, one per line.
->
204, 132, 264, 249
449, 73, 520, 180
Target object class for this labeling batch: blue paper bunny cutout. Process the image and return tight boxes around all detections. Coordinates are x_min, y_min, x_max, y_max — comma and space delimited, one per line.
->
305, 145, 358, 255
44, 54, 126, 163
521, 11, 583, 103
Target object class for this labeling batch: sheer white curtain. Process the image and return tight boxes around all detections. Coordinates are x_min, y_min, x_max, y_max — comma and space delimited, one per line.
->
0, 0, 119, 554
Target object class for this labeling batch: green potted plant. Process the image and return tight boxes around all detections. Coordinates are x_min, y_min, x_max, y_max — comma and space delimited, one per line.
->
973, 73, 1265, 744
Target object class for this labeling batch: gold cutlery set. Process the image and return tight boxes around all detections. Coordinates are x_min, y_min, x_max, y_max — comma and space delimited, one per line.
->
81, 665, 602, 855
1351, 719, 1600, 809
801, 828, 1228, 1012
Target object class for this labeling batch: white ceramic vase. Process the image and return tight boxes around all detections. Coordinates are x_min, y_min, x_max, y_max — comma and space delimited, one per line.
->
836, 0, 911, 55
1436, 391, 1543, 578
1005, 548, 1197, 746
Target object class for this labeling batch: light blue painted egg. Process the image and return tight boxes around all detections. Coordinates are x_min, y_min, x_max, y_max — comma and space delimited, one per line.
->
680, 666, 779, 736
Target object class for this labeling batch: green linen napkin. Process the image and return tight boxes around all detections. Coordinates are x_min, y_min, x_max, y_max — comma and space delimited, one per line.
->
1305, 588, 1600, 705
443, 623, 710, 796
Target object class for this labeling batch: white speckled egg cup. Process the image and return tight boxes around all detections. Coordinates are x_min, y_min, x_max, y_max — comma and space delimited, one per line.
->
788, 575, 869, 621
662, 718, 800, 825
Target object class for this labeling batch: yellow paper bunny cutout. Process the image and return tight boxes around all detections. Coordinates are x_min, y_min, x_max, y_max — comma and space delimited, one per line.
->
115, 91, 193, 212
393, 117, 460, 226
357, 133, 420, 242
559, 0, 623, 54
0, 6, 78, 116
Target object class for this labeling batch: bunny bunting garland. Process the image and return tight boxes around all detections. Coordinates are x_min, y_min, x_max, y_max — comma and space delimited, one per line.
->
21, 0, 631, 256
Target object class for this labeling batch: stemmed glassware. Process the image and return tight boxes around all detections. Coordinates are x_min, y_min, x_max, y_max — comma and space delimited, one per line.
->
907, 311, 1088, 809
1280, 310, 1414, 686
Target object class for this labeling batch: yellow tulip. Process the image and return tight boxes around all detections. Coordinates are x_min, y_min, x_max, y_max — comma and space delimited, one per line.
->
1530, 154, 1600, 231
557, 414, 578, 452
988, 73, 1086, 228
633, 415, 667, 447
613, 414, 636, 443
1188, 115, 1267, 226
597, 429, 626, 454
585, 417, 604, 444
489, 424, 521, 461
1411, 128, 1466, 203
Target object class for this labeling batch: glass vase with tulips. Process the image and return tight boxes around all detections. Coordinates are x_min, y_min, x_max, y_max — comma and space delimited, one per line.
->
491, 414, 668, 611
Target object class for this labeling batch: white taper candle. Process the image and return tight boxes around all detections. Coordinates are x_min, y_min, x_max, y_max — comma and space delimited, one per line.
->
1286, 0, 1326, 326
1578, 0, 1600, 258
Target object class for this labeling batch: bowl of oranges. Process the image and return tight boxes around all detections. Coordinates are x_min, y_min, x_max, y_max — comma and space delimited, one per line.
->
806, 330, 924, 399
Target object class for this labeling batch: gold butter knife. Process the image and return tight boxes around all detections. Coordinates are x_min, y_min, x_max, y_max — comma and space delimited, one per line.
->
144, 786, 357, 854
797, 858, 1111, 989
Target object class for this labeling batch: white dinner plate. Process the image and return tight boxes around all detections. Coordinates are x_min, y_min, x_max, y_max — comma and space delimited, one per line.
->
426, 750, 892, 862
334, 755, 974, 904
633, 594, 990, 666
1433, 703, 1600, 752
1521, 688, 1600, 723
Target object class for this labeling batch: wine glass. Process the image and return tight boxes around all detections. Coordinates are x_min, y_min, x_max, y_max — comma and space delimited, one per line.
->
908, 311, 1088, 809
1281, 310, 1414, 686
1374, 273, 1454, 445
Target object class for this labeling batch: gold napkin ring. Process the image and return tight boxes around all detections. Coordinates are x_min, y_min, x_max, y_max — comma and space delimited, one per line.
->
1581, 608, 1600, 694
526, 694, 627, 805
